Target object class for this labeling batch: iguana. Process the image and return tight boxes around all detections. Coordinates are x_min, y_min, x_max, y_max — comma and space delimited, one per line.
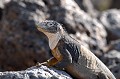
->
36, 20, 116, 79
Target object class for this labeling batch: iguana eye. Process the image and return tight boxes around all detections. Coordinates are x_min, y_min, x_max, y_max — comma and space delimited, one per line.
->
47, 23, 54, 27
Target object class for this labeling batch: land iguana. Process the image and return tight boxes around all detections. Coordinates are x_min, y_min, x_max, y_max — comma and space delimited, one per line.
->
35, 20, 116, 79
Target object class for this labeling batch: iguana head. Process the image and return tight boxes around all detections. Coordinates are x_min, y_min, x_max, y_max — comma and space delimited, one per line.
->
36, 20, 63, 34
36, 20, 64, 49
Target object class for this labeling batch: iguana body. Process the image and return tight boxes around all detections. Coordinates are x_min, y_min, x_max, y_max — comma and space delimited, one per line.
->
36, 20, 116, 79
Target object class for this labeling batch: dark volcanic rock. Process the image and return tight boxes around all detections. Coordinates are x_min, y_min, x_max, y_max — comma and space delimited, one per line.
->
110, 0, 120, 9
0, 0, 50, 71
73, 12, 107, 54
0, 65, 72, 79
74, 0, 98, 17
0, 0, 10, 20
104, 39, 120, 52
102, 50, 120, 78
100, 9, 120, 42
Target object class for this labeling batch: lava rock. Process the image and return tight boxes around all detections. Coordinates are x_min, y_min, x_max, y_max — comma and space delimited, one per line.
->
73, 12, 107, 53
104, 39, 120, 52
0, 0, 50, 71
100, 9, 120, 42
74, 0, 98, 17
102, 50, 120, 78
0, 65, 72, 79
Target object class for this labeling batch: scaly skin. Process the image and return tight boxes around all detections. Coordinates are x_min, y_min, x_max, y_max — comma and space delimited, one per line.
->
36, 20, 116, 79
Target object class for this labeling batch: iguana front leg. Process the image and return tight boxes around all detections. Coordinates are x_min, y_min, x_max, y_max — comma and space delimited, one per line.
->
36, 57, 58, 67
36, 47, 63, 67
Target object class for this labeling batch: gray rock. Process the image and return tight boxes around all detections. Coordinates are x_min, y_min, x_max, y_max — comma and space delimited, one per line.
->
74, 0, 98, 17
73, 12, 107, 52
0, 0, 50, 71
100, 9, 120, 41
102, 50, 120, 78
110, 40, 120, 51
0, 0, 10, 8
0, 65, 72, 79
104, 39, 120, 52
110, 64, 120, 79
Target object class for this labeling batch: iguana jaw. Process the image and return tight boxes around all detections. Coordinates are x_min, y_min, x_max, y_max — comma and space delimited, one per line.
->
36, 25, 61, 50
36, 20, 65, 49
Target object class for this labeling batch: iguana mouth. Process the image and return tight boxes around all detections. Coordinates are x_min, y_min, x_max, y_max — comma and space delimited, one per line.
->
36, 22, 49, 33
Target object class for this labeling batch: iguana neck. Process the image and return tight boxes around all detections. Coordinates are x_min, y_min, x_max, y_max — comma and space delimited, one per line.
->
44, 32, 62, 50
42, 27, 66, 50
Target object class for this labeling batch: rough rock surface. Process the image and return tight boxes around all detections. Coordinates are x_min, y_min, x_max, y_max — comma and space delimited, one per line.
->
0, 0, 50, 71
0, 65, 72, 79
101, 40, 120, 79
74, 0, 98, 17
99, 10, 120, 78
102, 50, 120, 79
104, 39, 120, 52
100, 9, 120, 42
